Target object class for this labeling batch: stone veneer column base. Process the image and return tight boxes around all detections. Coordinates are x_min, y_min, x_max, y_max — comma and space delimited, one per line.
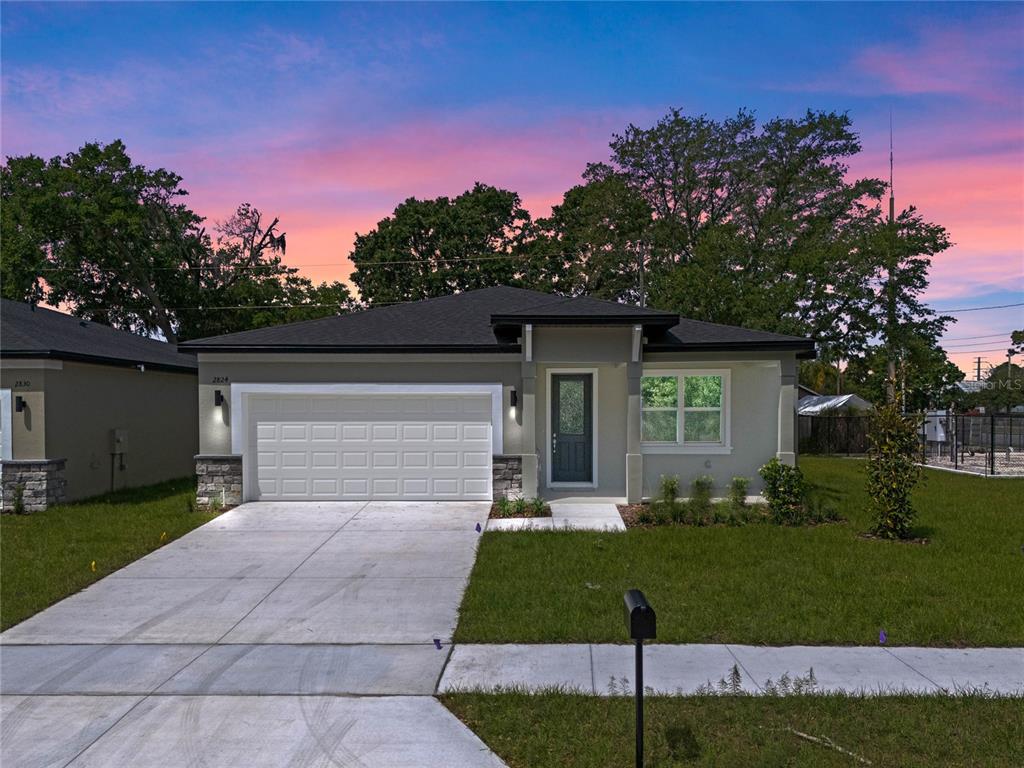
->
1, 459, 68, 513
492, 455, 524, 500
196, 454, 243, 510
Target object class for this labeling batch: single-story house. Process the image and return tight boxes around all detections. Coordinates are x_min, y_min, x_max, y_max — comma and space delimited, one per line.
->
1, 299, 199, 511
178, 286, 815, 506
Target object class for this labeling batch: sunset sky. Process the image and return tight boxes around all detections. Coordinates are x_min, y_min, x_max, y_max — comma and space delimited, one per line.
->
2, 2, 1021, 375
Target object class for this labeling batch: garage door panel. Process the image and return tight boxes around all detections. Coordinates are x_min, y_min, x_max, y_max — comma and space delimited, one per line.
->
342, 424, 368, 440
252, 393, 493, 501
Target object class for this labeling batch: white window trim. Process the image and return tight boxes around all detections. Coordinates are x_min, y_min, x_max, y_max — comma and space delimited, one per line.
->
640, 369, 732, 454
1, 389, 12, 461
546, 368, 599, 489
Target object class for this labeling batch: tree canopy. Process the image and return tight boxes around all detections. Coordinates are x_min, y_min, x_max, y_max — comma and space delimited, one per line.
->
1, 141, 351, 342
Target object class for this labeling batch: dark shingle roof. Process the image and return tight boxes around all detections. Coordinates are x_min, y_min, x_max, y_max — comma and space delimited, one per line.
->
178, 285, 814, 355
1, 299, 197, 373
491, 295, 678, 326
649, 317, 813, 353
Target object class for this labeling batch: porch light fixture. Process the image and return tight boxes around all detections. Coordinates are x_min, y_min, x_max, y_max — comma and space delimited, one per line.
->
15, 396, 25, 413
214, 389, 225, 407
510, 388, 518, 408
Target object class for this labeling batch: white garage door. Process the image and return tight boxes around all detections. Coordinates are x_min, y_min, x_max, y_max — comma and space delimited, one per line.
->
249, 393, 493, 501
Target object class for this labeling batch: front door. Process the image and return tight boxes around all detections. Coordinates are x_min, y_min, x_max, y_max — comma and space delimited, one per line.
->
551, 374, 593, 483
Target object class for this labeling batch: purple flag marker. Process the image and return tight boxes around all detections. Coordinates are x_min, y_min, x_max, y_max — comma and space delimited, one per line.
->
433, 638, 443, 650
879, 629, 888, 644
475, 522, 482, 533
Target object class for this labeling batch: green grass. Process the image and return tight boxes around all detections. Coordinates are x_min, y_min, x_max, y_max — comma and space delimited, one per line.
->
1, 478, 218, 630
442, 691, 1024, 767
455, 458, 1024, 646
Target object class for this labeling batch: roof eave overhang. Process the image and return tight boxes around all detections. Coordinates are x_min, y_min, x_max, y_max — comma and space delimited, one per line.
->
644, 341, 817, 359
0, 349, 198, 374
178, 343, 521, 354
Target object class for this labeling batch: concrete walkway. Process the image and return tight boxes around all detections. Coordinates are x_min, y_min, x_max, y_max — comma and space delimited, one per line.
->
1, 501, 506, 768
440, 643, 1024, 696
487, 500, 626, 531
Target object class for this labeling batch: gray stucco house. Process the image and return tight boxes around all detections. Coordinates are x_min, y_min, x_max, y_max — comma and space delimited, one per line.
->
179, 286, 814, 506
0, 299, 199, 511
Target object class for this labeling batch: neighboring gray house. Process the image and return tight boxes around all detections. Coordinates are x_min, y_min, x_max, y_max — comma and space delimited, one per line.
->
1, 299, 199, 511
179, 286, 814, 506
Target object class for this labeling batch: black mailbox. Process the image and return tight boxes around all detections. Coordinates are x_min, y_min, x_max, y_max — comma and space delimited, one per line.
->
623, 589, 656, 640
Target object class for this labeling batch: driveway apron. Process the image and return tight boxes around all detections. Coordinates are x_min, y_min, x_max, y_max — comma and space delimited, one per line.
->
1, 500, 505, 768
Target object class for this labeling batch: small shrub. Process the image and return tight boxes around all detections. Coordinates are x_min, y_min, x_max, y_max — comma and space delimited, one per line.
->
186, 495, 199, 514
659, 474, 679, 504
689, 475, 714, 522
866, 400, 922, 539
728, 476, 748, 508
759, 458, 807, 525
636, 505, 658, 526
11, 483, 27, 515
668, 499, 687, 524
525, 497, 547, 516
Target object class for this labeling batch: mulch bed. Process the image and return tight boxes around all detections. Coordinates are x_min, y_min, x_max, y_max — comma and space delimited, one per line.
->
616, 504, 648, 528
489, 502, 552, 520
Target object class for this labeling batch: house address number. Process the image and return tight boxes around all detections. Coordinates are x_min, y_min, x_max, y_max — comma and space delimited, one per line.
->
13, 380, 31, 388
212, 376, 230, 384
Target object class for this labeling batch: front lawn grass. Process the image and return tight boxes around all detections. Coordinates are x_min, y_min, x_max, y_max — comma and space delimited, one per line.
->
0, 478, 218, 630
442, 691, 1024, 767
454, 458, 1024, 646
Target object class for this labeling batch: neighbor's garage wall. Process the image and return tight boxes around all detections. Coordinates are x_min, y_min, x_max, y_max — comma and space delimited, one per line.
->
0, 360, 51, 459
43, 361, 198, 500
196, 354, 523, 456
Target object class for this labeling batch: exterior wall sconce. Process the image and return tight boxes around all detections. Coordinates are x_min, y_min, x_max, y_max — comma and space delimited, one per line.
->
510, 388, 518, 408
15, 395, 26, 413
214, 390, 225, 407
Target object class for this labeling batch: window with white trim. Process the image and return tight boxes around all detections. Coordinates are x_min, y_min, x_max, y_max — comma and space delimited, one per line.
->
641, 371, 728, 445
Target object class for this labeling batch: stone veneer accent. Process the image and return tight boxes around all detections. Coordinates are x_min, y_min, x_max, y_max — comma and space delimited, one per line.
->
492, 455, 524, 500
1, 459, 68, 513
196, 454, 243, 510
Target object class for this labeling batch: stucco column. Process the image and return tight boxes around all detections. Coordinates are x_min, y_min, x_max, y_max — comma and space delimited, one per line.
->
626, 361, 643, 502
777, 358, 797, 466
520, 361, 539, 497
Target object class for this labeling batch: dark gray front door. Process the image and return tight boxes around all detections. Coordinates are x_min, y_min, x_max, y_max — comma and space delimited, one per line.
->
551, 374, 593, 483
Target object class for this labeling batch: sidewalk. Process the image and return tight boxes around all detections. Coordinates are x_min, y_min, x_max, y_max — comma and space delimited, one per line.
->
439, 643, 1024, 696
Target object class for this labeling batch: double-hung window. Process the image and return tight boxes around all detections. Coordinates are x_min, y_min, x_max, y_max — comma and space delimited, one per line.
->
641, 370, 729, 448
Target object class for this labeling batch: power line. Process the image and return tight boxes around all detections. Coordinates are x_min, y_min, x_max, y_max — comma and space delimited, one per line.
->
942, 332, 1018, 341
933, 302, 1024, 313
34, 253, 532, 272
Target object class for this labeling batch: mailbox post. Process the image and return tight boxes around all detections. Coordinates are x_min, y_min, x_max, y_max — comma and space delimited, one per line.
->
623, 589, 656, 768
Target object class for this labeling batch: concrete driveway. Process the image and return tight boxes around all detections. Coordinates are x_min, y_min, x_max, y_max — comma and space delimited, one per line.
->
1, 501, 506, 768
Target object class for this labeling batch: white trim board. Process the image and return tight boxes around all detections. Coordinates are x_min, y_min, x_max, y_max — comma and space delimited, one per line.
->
639, 368, 732, 455
545, 368, 599, 490
0, 389, 12, 461
229, 382, 505, 458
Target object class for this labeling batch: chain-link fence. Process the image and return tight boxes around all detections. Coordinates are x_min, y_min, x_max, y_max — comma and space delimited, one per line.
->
920, 412, 1024, 476
799, 412, 1024, 476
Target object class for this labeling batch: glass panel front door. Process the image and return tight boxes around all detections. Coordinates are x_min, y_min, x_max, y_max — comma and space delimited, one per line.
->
551, 374, 593, 483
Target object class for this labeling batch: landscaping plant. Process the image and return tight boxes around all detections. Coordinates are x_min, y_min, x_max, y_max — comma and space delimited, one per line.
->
689, 475, 714, 522
728, 477, 748, 509
759, 458, 808, 525
866, 399, 923, 539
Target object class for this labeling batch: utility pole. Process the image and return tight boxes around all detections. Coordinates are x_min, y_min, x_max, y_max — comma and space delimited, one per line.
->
976, 356, 983, 382
885, 111, 897, 403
